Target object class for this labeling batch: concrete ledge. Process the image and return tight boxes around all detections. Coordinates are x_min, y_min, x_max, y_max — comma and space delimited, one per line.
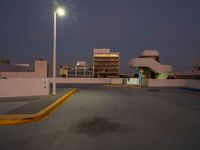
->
147, 79, 200, 89
0, 78, 49, 98
49, 78, 111, 84
103, 84, 141, 88
0, 88, 77, 126
110, 78, 123, 84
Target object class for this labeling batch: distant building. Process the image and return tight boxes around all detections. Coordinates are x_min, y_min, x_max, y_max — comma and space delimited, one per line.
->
0, 60, 48, 78
59, 65, 68, 78
93, 48, 120, 78
59, 61, 93, 78
129, 50, 173, 79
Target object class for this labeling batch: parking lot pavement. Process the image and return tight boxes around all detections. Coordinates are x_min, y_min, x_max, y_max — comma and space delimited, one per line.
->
0, 88, 72, 114
0, 86, 200, 150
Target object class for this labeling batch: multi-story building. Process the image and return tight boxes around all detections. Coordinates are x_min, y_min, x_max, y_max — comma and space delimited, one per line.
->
59, 61, 93, 78
93, 48, 120, 78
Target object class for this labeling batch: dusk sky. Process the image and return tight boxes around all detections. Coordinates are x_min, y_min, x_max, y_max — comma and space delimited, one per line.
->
0, 0, 200, 73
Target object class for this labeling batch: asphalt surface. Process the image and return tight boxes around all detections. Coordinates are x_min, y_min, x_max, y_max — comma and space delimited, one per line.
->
0, 85, 200, 150
0, 88, 71, 114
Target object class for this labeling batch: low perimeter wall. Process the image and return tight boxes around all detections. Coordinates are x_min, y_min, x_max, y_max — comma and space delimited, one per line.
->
49, 78, 112, 84
49, 78, 123, 85
110, 78, 123, 84
126, 78, 140, 85
185, 80, 200, 89
147, 79, 200, 89
0, 78, 49, 98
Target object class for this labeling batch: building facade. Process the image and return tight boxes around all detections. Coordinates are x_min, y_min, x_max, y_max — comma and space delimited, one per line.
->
93, 48, 120, 78
129, 50, 173, 79
59, 61, 93, 78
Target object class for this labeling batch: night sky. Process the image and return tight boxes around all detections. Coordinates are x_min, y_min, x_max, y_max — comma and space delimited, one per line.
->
0, 0, 200, 73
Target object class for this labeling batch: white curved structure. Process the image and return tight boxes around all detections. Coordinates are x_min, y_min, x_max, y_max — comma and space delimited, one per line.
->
129, 50, 173, 79
129, 58, 173, 73
142, 50, 159, 57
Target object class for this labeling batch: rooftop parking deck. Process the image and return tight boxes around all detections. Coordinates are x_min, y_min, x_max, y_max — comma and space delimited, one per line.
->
0, 85, 200, 150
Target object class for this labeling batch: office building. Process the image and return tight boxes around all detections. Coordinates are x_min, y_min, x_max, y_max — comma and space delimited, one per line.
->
59, 61, 93, 78
93, 48, 120, 78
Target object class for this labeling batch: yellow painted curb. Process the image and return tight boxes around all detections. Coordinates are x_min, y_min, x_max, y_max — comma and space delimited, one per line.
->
0, 88, 77, 126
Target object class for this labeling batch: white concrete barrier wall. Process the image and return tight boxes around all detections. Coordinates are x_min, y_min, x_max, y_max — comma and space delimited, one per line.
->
0, 78, 49, 98
49, 78, 124, 84
111, 78, 123, 84
127, 78, 139, 85
147, 79, 185, 87
147, 79, 200, 89
49, 78, 111, 84
185, 80, 200, 89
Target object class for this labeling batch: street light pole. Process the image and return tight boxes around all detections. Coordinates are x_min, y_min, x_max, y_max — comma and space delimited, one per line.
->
52, 7, 65, 95
52, 11, 57, 95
